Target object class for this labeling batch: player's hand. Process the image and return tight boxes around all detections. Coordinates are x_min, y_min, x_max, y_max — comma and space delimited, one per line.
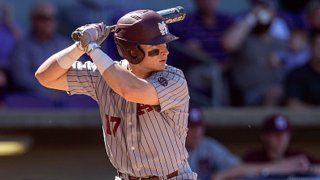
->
72, 22, 110, 52
275, 155, 311, 174
251, 5, 274, 25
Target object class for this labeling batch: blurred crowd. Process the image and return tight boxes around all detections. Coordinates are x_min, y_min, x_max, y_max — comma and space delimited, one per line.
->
1, 0, 320, 109
170, 0, 320, 108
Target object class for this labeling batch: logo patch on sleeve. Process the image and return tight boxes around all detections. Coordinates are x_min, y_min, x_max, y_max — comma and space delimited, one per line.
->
158, 77, 168, 87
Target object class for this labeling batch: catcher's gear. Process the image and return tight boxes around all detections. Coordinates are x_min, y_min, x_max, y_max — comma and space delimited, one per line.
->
114, 9, 178, 64
72, 22, 110, 53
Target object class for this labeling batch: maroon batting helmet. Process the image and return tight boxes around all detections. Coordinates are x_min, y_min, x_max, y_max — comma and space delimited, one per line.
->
114, 9, 178, 64
188, 107, 204, 128
261, 114, 291, 133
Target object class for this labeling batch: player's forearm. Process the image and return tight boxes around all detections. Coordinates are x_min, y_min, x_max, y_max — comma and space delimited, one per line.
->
309, 164, 320, 175
222, 14, 255, 52
35, 44, 84, 82
89, 48, 159, 105
286, 98, 308, 108
35, 43, 84, 84
103, 65, 158, 104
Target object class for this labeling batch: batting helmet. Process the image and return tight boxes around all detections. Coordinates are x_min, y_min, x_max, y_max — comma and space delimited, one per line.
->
114, 9, 178, 64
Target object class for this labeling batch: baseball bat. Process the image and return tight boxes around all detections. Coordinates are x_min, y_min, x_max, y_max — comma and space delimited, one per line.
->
71, 6, 186, 41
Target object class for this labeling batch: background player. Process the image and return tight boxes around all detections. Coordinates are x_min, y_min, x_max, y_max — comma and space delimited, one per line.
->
186, 107, 317, 180
35, 9, 197, 180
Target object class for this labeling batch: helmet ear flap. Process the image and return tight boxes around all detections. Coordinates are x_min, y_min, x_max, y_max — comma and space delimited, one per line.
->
128, 46, 144, 64
115, 38, 145, 64
132, 45, 145, 64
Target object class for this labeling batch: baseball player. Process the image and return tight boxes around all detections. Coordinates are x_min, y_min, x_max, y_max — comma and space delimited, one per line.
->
35, 9, 197, 180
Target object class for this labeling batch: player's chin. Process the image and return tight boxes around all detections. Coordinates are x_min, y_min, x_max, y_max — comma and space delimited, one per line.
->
155, 65, 166, 71
158, 61, 166, 69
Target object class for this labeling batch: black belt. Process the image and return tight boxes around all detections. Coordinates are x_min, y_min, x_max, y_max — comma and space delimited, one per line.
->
118, 170, 178, 180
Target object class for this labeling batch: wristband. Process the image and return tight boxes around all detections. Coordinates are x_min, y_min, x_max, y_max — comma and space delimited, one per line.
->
86, 42, 101, 54
89, 48, 115, 74
56, 43, 84, 69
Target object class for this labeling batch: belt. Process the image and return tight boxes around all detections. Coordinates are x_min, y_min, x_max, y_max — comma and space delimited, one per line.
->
118, 170, 178, 180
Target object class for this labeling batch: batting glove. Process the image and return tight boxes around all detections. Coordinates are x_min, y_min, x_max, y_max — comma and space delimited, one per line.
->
71, 22, 110, 53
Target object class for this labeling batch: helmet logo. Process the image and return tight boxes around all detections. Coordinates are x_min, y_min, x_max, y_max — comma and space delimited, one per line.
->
158, 21, 169, 35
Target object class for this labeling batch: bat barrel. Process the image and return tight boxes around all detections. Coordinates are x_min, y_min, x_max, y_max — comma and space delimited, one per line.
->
159, 6, 186, 24
158, 6, 185, 19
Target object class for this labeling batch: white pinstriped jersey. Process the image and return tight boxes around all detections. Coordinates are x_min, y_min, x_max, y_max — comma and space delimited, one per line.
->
67, 60, 197, 179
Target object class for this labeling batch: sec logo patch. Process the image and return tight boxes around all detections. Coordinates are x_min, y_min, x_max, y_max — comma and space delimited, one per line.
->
158, 77, 168, 87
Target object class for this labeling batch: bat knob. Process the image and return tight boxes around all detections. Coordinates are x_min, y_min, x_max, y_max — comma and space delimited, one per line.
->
71, 31, 81, 41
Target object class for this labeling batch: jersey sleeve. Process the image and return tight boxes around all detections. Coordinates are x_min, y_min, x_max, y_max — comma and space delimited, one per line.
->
147, 65, 189, 112
67, 61, 101, 101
